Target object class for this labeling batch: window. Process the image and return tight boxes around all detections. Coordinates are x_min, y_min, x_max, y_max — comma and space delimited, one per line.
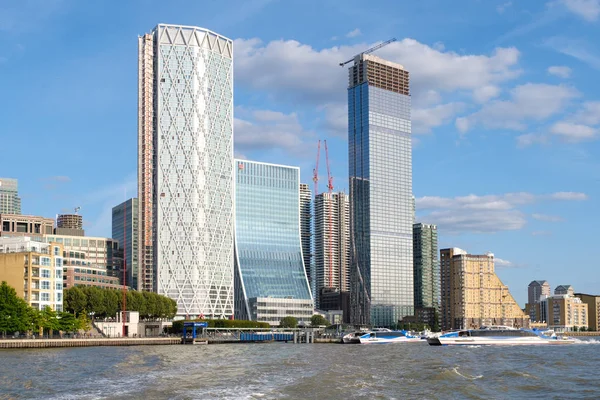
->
55, 258, 63, 267
54, 246, 60, 256
55, 270, 62, 279
41, 257, 51, 266
41, 269, 51, 278
55, 282, 62, 291
57, 293, 62, 302
41, 293, 50, 302
41, 281, 50, 290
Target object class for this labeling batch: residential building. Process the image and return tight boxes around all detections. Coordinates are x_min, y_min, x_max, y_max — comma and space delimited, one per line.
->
0, 237, 64, 311
38, 234, 119, 270
348, 54, 414, 327
546, 294, 588, 332
440, 248, 529, 331
139, 24, 234, 317
314, 192, 350, 311
526, 280, 551, 322
555, 284, 574, 297
0, 178, 21, 214
0, 214, 54, 240
138, 31, 155, 292
63, 264, 123, 290
299, 183, 313, 296
233, 160, 313, 326
413, 223, 439, 327
112, 198, 139, 289
574, 293, 600, 331
55, 213, 84, 236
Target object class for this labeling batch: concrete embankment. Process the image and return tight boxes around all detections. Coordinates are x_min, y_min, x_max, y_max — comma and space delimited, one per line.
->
567, 331, 600, 337
0, 337, 181, 349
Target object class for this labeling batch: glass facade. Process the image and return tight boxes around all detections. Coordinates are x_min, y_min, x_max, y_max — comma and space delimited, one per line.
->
234, 160, 313, 321
413, 223, 439, 311
0, 178, 21, 214
112, 198, 139, 289
349, 56, 414, 327
151, 25, 234, 317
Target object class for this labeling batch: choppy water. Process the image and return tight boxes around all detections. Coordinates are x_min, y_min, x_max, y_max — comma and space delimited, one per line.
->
1, 338, 599, 399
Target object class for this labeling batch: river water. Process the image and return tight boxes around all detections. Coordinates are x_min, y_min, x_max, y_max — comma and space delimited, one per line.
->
1, 338, 599, 399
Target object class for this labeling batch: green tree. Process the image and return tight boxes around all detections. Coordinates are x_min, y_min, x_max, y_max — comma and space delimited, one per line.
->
310, 314, 330, 327
0, 281, 31, 335
64, 286, 87, 316
57, 312, 79, 333
40, 306, 60, 336
77, 312, 91, 332
280, 316, 298, 328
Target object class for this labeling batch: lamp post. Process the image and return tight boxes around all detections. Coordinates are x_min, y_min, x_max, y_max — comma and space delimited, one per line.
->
88, 311, 95, 338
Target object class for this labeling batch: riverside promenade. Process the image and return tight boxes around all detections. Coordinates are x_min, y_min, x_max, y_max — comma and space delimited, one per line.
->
0, 337, 181, 349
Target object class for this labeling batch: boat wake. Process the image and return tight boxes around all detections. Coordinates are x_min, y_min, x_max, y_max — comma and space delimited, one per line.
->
572, 337, 600, 345
452, 367, 483, 380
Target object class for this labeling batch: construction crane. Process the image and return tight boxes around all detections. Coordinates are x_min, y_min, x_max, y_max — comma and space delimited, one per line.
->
324, 140, 334, 289
313, 140, 321, 196
74, 206, 81, 214
339, 38, 397, 67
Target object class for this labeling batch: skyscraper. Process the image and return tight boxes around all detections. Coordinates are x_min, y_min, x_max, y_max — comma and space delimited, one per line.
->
348, 54, 413, 327
314, 192, 350, 309
112, 198, 139, 289
0, 178, 21, 214
233, 160, 313, 326
299, 183, 313, 296
413, 223, 439, 312
138, 24, 234, 318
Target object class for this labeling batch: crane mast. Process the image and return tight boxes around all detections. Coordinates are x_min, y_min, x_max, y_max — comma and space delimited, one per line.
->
339, 38, 397, 67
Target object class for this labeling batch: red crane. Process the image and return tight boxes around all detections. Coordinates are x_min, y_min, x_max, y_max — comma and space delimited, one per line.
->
324, 140, 334, 289
313, 140, 321, 196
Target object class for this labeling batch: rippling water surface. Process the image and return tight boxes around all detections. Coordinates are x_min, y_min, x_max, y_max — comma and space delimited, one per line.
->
1, 338, 599, 399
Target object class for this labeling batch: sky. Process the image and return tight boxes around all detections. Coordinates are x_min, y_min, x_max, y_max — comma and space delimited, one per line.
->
1, 0, 599, 306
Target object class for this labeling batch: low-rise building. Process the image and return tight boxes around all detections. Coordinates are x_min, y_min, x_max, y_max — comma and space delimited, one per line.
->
0, 237, 64, 311
574, 293, 599, 332
546, 294, 587, 332
0, 214, 54, 240
63, 265, 123, 290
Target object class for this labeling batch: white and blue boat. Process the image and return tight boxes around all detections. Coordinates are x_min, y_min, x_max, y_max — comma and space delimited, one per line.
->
427, 325, 575, 346
357, 329, 422, 344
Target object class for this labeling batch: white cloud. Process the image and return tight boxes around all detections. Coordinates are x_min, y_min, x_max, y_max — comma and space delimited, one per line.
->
234, 38, 521, 105
550, 122, 597, 141
544, 36, 600, 70
412, 103, 466, 134
494, 257, 514, 267
473, 85, 501, 103
457, 83, 579, 133
558, 0, 600, 21
497, 1, 513, 13
547, 65, 572, 78
346, 28, 361, 38
572, 101, 600, 125
234, 108, 314, 156
532, 213, 564, 222
318, 103, 347, 138
416, 191, 587, 234
516, 133, 549, 148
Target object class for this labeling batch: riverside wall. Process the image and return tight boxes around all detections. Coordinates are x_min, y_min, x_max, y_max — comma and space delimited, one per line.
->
0, 337, 181, 349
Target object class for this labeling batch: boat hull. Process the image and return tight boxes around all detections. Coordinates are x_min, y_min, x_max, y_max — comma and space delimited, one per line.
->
359, 337, 422, 344
428, 337, 575, 346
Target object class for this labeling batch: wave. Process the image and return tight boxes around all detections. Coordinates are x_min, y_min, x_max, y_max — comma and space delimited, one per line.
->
452, 367, 483, 380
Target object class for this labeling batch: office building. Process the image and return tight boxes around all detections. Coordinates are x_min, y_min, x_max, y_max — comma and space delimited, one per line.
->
63, 264, 123, 290
0, 178, 21, 215
233, 160, 313, 326
0, 214, 54, 240
575, 293, 600, 331
112, 198, 139, 289
55, 213, 84, 236
348, 54, 413, 326
0, 237, 63, 311
299, 183, 313, 296
526, 280, 551, 322
139, 24, 234, 317
440, 248, 529, 330
314, 192, 350, 310
413, 223, 439, 326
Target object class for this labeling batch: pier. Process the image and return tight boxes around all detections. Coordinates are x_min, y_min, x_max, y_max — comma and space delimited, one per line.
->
0, 337, 181, 349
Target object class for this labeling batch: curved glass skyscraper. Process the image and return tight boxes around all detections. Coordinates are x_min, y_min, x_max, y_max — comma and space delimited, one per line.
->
234, 160, 313, 326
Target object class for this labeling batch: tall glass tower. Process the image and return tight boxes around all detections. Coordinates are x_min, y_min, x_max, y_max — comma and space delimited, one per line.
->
234, 160, 313, 326
348, 54, 413, 327
138, 24, 234, 318
112, 198, 139, 289
0, 178, 21, 214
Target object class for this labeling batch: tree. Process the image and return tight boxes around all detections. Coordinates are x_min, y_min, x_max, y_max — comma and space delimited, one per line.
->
310, 314, 330, 327
64, 286, 87, 316
280, 316, 298, 328
0, 281, 31, 334
57, 312, 79, 333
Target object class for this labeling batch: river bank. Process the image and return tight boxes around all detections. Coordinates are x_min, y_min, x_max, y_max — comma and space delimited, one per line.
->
0, 337, 181, 349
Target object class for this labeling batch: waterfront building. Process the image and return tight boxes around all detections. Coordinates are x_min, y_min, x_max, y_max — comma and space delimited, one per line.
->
0, 237, 64, 311
0, 178, 21, 214
139, 24, 234, 317
314, 192, 350, 311
574, 293, 600, 331
440, 248, 529, 330
233, 160, 313, 326
0, 214, 54, 240
38, 234, 119, 270
112, 198, 139, 289
299, 183, 313, 296
413, 223, 439, 328
526, 280, 551, 322
546, 292, 588, 332
63, 264, 123, 290
348, 54, 414, 327
55, 213, 84, 236
554, 284, 574, 297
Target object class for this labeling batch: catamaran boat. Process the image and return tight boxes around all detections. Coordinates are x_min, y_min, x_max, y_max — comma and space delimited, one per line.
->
357, 329, 422, 344
427, 325, 575, 346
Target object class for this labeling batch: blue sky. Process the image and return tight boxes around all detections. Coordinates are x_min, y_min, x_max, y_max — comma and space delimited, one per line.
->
1, 0, 599, 305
